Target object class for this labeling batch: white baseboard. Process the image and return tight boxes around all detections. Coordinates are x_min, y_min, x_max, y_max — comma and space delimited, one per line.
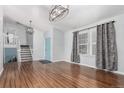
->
65, 61, 124, 76
65, 61, 97, 69
113, 71, 124, 75
0, 68, 3, 76
53, 59, 65, 62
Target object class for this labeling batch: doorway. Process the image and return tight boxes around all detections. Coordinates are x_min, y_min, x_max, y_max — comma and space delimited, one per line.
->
45, 37, 51, 61
26, 31, 33, 48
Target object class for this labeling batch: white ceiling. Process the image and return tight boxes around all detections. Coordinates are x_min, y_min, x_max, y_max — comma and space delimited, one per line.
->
3, 5, 52, 31
3, 5, 124, 31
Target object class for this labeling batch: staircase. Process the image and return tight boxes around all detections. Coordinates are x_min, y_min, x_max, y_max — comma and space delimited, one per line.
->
20, 45, 32, 62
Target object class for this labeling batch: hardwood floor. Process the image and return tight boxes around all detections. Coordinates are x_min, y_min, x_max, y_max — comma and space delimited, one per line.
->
0, 61, 124, 88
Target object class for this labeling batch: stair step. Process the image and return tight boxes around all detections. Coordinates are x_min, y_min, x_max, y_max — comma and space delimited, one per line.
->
21, 49, 30, 50
21, 52, 32, 55
21, 50, 31, 52
21, 49, 31, 51
20, 51, 31, 53
21, 56, 32, 58
21, 58, 32, 59
21, 48, 30, 50
21, 52, 31, 53
20, 52, 31, 54
21, 57, 32, 60
21, 60, 32, 61
20, 45, 32, 62
21, 54, 31, 56
21, 55, 32, 57
21, 53, 32, 55
21, 56, 32, 59
21, 60, 32, 62
20, 45, 30, 47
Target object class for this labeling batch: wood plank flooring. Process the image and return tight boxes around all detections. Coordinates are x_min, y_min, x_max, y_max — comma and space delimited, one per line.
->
0, 61, 124, 88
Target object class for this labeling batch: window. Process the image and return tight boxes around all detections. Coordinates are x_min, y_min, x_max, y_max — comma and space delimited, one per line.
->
78, 27, 97, 56
79, 31, 89, 55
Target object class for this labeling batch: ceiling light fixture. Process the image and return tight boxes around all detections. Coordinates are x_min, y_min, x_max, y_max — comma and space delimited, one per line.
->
49, 5, 69, 22
27, 20, 33, 33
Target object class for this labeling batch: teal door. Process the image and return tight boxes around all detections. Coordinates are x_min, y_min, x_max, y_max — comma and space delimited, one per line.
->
45, 38, 51, 60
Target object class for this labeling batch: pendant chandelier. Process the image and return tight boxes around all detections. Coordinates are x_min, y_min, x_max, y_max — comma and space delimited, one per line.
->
26, 20, 33, 33
49, 5, 69, 22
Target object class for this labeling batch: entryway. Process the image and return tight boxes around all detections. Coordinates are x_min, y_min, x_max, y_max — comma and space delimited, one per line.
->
45, 37, 51, 61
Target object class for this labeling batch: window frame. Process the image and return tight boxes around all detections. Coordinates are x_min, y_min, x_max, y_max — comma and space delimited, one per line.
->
78, 30, 90, 56
78, 27, 97, 56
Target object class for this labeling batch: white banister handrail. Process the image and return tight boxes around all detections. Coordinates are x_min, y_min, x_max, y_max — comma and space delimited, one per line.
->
3, 33, 21, 62
17, 39, 21, 62
3, 33, 19, 47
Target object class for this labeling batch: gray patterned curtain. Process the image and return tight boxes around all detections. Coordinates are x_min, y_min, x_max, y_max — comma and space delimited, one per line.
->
96, 21, 118, 71
71, 32, 80, 63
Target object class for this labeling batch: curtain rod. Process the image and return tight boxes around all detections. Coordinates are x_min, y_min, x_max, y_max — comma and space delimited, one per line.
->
74, 20, 115, 33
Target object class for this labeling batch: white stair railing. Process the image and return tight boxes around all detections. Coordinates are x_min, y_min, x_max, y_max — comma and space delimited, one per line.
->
17, 40, 21, 62
3, 33, 19, 48
3, 33, 21, 62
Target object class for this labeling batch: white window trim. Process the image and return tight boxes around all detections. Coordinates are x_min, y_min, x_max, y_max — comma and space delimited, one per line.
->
89, 31, 92, 56
78, 30, 89, 56
78, 27, 96, 57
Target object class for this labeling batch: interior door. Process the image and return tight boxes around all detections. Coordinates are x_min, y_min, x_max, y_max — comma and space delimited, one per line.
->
45, 38, 51, 61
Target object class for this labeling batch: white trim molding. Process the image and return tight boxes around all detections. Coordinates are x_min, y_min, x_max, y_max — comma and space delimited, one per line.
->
53, 60, 65, 62
113, 71, 124, 75
65, 61, 124, 76
0, 68, 3, 76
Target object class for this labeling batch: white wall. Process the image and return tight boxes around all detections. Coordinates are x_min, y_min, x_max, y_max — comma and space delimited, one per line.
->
0, 6, 3, 75
52, 28, 65, 61
44, 28, 65, 62
64, 13, 124, 74
3, 17, 27, 45
33, 29, 44, 61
